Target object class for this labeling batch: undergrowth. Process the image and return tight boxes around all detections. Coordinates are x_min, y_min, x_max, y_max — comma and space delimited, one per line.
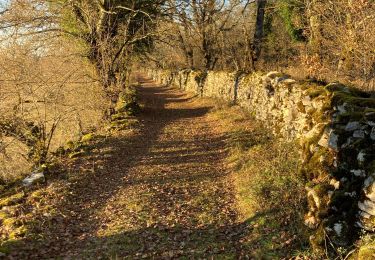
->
208, 102, 312, 258
0, 86, 141, 256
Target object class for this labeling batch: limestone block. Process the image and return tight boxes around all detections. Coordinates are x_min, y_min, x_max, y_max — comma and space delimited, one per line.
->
370, 127, 375, 140
328, 132, 339, 151
353, 130, 366, 138
345, 121, 361, 131
23, 171, 45, 187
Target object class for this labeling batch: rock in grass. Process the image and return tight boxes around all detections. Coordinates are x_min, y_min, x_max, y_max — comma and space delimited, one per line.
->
22, 171, 45, 187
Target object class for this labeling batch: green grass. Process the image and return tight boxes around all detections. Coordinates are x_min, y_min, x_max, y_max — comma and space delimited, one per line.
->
208, 103, 312, 258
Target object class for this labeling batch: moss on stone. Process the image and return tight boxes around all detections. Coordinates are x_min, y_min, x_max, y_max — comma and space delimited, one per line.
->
365, 161, 375, 175
325, 82, 349, 93
307, 88, 328, 99
115, 87, 140, 116
358, 241, 375, 259
194, 71, 207, 85
300, 124, 327, 165
332, 91, 375, 108
314, 183, 332, 200
309, 223, 326, 256
64, 141, 79, 151
336, 111, 365, 123
302, 152, 332, 181
80, 133, 95, 143
300, 80, 324, 92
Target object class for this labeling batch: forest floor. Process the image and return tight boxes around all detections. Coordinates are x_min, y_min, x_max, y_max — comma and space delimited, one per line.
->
2, 76, 307, 259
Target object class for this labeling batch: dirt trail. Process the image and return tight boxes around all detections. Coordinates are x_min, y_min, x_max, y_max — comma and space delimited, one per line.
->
12, 76, 249, 259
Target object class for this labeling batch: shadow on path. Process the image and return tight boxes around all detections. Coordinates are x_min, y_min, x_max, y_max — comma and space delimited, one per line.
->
10, 75, 255, 259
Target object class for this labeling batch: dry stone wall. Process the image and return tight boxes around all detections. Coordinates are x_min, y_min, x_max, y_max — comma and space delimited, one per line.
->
146, 68, 375, 253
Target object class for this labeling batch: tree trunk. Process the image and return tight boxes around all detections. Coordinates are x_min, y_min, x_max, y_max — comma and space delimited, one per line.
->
243, 24, 255, 71
307, 0, 322, 58
178, 29, 194, 69
252, 0, 267, 62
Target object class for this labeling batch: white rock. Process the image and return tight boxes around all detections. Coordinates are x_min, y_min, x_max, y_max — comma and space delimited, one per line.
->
366, 187, 375, 202
22, 171, 45, 187
318, 128, 332, 148
304, 215, 319, 228
356, 221, 365, 229
364, 178, 375, 201
333, 160, 338, 167
345, 121, 361, 131
341, 177, 348, 183
358, 200, 375, 215
302, 96, 312, 106
282, 78, 297, 85
351, 169, 366, 177
364, 176, 375, 189
328, 132, 339, 150
334, 223, 343, 236
344, 191, 357, 197
309, 144, 319, 153
353, 130, 365, 138
312, 100, 324, 109
336, 103, 347, 113
330, 179, 340, 189
371, 127, 375, 140
305, 123, 325, 140
360, 211, 371, 219
358, 151, 366, 163
306, 186, 320, 208
341, 137, 355, 148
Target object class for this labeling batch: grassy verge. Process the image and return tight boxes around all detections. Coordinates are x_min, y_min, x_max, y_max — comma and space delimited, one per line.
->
207, 102, 312, 258
0, 86, 140, 256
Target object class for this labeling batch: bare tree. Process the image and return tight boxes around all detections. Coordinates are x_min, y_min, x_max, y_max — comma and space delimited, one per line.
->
58, 0, 165, 96
0, 1, 104, 183
252, 0, 266, 63
165, 0, 248, 71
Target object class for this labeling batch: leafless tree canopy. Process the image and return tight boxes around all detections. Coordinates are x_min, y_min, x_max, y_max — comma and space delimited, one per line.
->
150, 0, 374, 90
